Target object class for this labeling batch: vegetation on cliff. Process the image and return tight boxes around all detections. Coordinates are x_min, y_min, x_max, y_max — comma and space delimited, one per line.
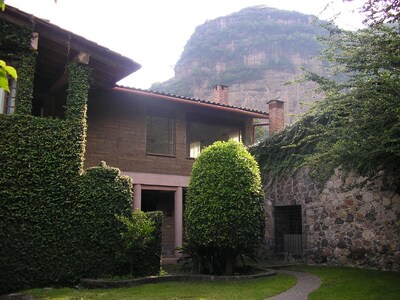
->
151, 6, 325, 98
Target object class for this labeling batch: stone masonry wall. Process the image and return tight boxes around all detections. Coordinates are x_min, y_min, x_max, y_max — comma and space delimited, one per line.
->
264, 167, 400, 271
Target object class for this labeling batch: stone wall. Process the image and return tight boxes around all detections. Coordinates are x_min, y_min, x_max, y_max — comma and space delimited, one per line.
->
263, 167, 400, 271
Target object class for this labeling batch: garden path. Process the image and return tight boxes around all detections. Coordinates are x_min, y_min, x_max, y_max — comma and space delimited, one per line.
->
266, 270, 321, 300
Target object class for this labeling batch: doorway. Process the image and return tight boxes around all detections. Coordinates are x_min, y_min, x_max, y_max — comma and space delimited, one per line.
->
274, 205, 302, 254
141, 190, 175, 256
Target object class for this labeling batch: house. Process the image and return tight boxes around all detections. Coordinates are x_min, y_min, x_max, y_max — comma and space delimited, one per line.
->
0, 5, 284, 258
84, 85, 286, 257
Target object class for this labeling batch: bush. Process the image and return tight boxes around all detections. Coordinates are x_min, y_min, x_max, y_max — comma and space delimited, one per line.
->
125, 211, 163, 277
185, 140, 265, 275
116, 210, 163, 276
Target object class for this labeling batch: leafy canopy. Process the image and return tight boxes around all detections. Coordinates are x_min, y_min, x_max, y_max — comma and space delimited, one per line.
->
253, 0, 400, 183
0, 60, 17, 92
185, 140, 265, 275
301, 21, 400, 179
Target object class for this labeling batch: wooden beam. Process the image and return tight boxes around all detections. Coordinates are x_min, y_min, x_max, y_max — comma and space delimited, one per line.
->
46, 52, 90, 94
30, 32, 39, 50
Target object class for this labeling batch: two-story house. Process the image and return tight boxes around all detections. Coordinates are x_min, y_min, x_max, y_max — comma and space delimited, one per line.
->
1, 5, 284, 258
84, 85, 284, 257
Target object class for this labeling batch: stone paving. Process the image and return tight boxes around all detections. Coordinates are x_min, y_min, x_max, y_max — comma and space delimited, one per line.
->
266, 270, 321, 300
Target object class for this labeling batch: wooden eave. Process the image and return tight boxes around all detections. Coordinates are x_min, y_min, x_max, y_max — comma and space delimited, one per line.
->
1, 5, 141, 90
113, 86, 269, 119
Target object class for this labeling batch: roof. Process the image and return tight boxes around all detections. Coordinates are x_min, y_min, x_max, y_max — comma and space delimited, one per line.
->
1, 5, 141, 87
114, 86, 269, 119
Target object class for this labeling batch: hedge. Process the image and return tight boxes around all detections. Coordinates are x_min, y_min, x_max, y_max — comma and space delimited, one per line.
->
0, 23, 162, 293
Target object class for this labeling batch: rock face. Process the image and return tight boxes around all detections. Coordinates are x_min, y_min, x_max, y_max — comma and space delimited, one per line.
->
263, 167, 400, 271
152, 6, 326, 124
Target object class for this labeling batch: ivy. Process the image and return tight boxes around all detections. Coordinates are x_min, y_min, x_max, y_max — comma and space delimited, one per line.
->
15, 53, 36, 115
0, 20, 31, 55
0, 30, 161, 293
66, 62, 91, 173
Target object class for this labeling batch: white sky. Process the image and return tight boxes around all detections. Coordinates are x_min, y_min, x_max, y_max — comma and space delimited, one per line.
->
7, 0, 366, 89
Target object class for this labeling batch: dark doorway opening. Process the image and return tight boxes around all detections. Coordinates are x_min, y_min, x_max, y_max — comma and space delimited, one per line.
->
142, 190, 175, 256
274, 205, 302, 254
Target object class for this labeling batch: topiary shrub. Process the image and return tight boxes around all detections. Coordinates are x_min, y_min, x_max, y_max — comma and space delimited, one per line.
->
185, 140, 265, 275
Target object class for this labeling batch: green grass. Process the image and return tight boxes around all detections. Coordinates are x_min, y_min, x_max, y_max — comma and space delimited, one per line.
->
290, 265, 400, 300
25, 274, 295, 300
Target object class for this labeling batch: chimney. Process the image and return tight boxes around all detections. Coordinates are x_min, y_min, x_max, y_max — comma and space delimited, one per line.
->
268, 99, 285, 134
213, 85, 229, 105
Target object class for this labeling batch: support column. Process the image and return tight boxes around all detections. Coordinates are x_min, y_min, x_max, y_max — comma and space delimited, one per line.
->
133, 184, 142, 211
174, 187, 183, 257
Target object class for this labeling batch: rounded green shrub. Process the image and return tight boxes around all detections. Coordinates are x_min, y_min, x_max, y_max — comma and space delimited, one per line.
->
185, 140, 265, 275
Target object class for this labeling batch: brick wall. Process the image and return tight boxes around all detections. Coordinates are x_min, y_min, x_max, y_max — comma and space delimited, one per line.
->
213, 85, 229, 105
268, 100, 285, 134
85, 89, 252, 176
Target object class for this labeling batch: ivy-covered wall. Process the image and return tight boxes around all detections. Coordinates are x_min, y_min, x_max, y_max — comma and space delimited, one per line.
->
0, 22, 162, 294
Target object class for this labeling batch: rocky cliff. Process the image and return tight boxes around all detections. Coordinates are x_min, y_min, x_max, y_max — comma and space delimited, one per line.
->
151, 6, 327, 124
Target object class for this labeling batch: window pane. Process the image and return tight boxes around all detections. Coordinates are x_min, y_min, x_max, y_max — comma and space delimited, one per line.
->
146, 115, 175, 155
187, 121, 242, 158
0, 88, 5, 114
0, 79, 17, 115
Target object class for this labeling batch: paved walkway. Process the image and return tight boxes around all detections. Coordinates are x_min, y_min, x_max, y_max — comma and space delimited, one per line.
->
266, 270, 321, 300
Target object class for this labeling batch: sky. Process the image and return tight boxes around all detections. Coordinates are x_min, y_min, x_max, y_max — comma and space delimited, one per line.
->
7, 0, 366, 89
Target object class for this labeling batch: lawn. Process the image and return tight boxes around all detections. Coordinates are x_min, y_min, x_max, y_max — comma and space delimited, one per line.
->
25, 274, 296, 300
23, 264, 400, 299
290, 265, 400, 300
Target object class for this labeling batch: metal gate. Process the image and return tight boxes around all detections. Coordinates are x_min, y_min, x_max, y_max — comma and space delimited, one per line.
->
274, 205, 302, 254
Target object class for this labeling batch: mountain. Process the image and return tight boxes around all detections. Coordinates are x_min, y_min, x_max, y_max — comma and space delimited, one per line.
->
151, 6, 327, 123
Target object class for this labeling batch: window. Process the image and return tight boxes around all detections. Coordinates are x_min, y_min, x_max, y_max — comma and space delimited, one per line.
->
0, 79, 17, 115
146, 114, 176, 156
189, 141, 201, 158
186, 120, 242, 158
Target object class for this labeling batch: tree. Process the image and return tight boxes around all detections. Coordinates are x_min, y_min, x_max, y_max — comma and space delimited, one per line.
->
359, 0, 400, 25
0, 60, 17, 92
185, 140, 265, 275
300, 8, 400, 180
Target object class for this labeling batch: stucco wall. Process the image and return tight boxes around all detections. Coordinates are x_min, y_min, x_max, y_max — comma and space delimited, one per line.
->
264, 167, 400, 271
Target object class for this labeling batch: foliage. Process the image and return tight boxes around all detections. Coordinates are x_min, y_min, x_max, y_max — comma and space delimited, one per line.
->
185, 140, 265, 275
0, 30, 160, 293
128, 211, 163, 277
0, 59, 17, 91
74, 162, 133, 277
250, 113, 323, 181
360, 0, 400, 25
66, 63, 90, 122
14, 53, 36, 115
252, 18, 400, 184
301, 22, 400, 180
116, 210, 156, 275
